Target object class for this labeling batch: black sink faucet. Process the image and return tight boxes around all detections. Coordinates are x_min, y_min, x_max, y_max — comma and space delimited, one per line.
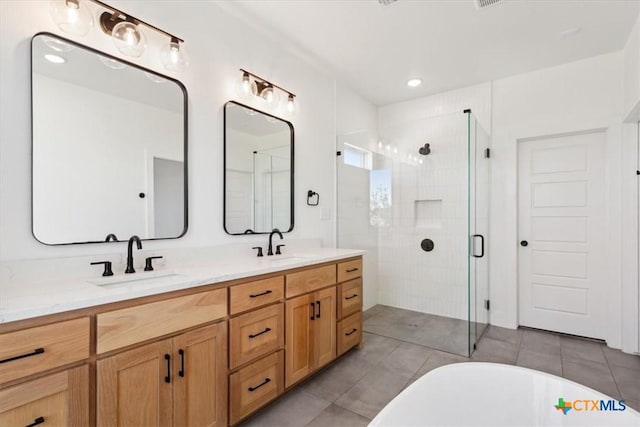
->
125, 235, 142, 274
267, 228, 283, 256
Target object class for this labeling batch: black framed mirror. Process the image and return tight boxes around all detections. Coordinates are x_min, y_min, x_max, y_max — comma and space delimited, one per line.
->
31, 33, 188, 245
224, 101, 294, 235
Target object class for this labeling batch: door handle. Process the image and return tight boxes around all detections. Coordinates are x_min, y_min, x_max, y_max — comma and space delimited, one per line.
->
316, 300, 321, 318
0, 347, 44, 364
164, 354, 171, 383
178, 349, 185, 378
472, 234, 485, 258
248, 327, 272, 339
520, 240, 528, 247
25, 417, 45, 427
310, 302, 315, 320
248, 377, 271, 392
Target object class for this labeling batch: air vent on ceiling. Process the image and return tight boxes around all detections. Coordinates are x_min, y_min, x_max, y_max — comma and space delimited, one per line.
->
378, 0, 398, 5
474, 0, 503, 10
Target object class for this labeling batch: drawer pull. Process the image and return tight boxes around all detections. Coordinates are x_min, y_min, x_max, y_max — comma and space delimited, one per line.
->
310, 302, 315, 320
249, 290, 273, 298
26, 417, 45, 427
345, 294, 358, 300
345, 328, 358, 336
248, 327, 272, 339
178, 349, 185, 377
164, 354, 171, 383
346, 268, 359, 273
248, 377, 271, 392
0, 347, 45, 364
316, 300, 321, 318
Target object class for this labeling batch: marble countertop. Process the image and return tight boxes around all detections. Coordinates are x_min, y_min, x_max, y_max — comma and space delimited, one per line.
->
0, 247, 365, 324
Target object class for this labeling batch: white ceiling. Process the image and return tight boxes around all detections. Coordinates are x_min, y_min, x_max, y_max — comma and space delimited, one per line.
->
231, 0, 640, 106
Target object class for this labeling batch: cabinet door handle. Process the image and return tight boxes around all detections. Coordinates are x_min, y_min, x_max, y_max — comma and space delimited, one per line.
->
26, 417, 45, 427
248, 377, 271, 392
310, 302, 315, 320
345, 328, 358, 336
164, 354, 171, 383
316, 300, 321, 318
178, 349, 185, 378
345, 294, 358, 300
249, 290, 272, 298
346, 268, 359, 273
0, 347, 45, 364
248, 327, 272, 339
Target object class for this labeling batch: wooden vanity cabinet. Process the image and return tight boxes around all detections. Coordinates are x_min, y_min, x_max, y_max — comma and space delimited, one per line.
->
285, 286, 336, 387
97, 322, 227, 427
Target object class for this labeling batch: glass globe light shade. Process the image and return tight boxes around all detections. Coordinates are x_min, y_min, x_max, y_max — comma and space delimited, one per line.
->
282, 94, 298, 116
112, 20, 146, 57
235, 72, 253, 101
254, 83, 279, 106
161, 40, 188, 72
50, 0, 93, 37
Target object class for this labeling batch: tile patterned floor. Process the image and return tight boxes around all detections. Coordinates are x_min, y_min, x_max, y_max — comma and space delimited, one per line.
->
239, 305, 640, 426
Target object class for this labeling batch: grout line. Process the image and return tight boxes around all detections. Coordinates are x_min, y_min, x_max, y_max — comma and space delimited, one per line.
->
601, 346, 624, 400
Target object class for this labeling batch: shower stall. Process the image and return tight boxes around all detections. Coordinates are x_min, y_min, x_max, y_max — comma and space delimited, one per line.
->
337, 110, 490, 357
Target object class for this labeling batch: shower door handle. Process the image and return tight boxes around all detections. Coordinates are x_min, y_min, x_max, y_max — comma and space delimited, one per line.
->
472, 234, 485, 258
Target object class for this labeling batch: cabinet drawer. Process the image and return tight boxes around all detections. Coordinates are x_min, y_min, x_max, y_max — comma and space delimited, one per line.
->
97, 288, 227, 354
0, 365, 89, 426
286, 265, 336, 298
337, 312, 362, 356
338, 278, 362, 319
0, 317, 90, 384
230, 304, 284, 369
337, 258, 362, 283
230, 351, 284, 424
230, 276, 284, 315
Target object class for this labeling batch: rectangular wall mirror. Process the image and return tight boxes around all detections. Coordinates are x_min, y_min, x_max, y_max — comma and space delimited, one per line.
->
31, 33, 188, 245
224, 101, 294, 235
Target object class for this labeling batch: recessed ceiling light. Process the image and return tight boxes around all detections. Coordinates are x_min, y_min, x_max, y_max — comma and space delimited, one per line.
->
407, 78, 422, 87
44, 54, 66, 64
560, 27, 581, 39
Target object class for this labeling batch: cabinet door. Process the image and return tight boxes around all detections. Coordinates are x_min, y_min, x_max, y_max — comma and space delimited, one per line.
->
97, 339, 173, 427
173, 322, 228, 427
285, 294, 313, 387
0, 365, 88, 427
313, 286, 336, 369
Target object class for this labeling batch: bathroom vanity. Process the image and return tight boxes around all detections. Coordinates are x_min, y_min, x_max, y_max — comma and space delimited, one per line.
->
0, 251, 364, 426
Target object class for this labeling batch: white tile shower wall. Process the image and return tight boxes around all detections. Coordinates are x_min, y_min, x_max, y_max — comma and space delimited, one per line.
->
0, 1, 336, 263
375, 112, 471, 320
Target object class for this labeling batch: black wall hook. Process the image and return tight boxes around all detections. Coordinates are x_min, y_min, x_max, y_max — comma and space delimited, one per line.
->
307, 190, 319, 206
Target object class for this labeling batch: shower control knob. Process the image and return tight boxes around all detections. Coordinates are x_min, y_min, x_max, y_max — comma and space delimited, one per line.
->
520, 240, 528, 247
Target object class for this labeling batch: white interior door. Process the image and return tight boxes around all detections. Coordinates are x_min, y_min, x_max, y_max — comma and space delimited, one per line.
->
518, 131, 606, 339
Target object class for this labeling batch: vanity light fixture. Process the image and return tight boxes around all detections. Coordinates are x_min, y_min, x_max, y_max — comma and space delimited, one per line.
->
50, 0, 94, 37
49, 0, 188, 71
238, 68, 297, 116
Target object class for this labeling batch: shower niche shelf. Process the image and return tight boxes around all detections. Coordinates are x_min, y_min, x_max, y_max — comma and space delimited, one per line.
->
414, 199, 443, 229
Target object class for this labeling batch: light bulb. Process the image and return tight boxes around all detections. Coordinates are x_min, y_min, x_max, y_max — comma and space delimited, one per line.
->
50, 0, 93, 37
283, 94, 298, 116
253, 81, 279, 106
161, 39, 188, 72
112, 20, 146, 57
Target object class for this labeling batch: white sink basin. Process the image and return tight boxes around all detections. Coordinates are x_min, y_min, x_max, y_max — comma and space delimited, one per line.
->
267, 255, 313, 265
88, 270, 189, 287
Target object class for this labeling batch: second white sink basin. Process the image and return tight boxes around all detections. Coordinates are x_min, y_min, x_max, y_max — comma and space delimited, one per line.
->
88, 270, 189, 287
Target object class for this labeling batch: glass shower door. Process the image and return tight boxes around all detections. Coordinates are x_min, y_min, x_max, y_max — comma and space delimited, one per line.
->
468, 112, 490, 354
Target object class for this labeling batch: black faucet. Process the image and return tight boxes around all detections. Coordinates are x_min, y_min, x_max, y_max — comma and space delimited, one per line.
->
267, 228, 283, 256
105, 233, 119, 242
125, 235, 142, 274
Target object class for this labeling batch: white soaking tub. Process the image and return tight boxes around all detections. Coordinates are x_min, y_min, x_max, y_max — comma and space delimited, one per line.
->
369, 362, 640, 427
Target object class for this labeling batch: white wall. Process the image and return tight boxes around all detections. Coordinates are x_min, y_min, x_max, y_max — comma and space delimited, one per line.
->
623, 15, 640, 120
0, 0, 336, 261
